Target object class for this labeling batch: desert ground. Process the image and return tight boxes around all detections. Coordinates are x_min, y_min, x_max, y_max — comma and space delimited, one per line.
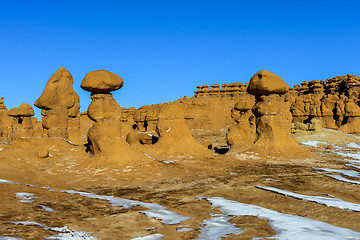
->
1, 129, 360, 240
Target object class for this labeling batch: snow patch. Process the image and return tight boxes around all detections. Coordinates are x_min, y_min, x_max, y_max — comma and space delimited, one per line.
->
0, 178, 54, 191
38, 205, 56, 212
0, 237, 22, 240
314, 167, 360, 178
10, 222, 97, 239
62, 190, 190, 225
335, 151, 360, 161
15, 192, 36, 203
199, 197, 360, 240
346, 164, 360, 170
347, 142, 360, 149
49, 137, 79, 146
319, 173, 360, 185
44, 231, 98, 239
256, 186, 360, 212
301, 141, 328, 147
196, 213, 243, 239
131, 234, 165, 240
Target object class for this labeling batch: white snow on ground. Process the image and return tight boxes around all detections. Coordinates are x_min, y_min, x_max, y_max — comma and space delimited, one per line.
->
10, 222, 97, 240
44, 231, 98, 240
196, 213, 243, 240
143, 153, 174, 164
318, 173, 360, 185
131, 234, 165, 240
301, 141, 329, 147
0, 179, 15, 184
10, 222, 68, 232
200, 197, 360, 240
15, 192, 36, 203
62, 190, 190, 225
347, 142, 360, 149
335, 151, 360, 160
313, 167, 360, 178
256, 186, 360, 212
38, 205, 56, 212
0, 178, 54, 191
175, 225, 195, 232
0, 178, 189, 225
48, 137, 79, 146
0, 237, 22, 240
346, 163, 360, 170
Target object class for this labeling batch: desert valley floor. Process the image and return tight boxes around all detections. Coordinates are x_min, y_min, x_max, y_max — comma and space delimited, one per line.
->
0, 129, 360, 239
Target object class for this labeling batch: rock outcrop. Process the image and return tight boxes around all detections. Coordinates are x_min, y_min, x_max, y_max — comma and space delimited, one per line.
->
247, 70, 307, 156
7, 103, 36, 140
148, 103, 215, 159
226, 94, 256, 152
81, 70, 149, 164
289, 74, 360, 133
0, 97, 11, 141
34, 67, 81, 143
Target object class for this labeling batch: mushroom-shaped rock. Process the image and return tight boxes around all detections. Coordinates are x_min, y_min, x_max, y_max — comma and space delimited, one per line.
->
34, 67, 80, 142
81, 70, 124, 93
35, 67, 77, 110
247, 70, 289, 95
18, 103, 35, 117
140, 104, 214, 160
8, 108, 20, 117
246, 70, 309, 157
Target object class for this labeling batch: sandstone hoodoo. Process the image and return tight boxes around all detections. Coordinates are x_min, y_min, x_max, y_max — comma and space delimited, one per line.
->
81, 70, 150, 164
0, 97, 11, 140
247, 70, 308, 156
148, 103, 215, 159
226, 94, 256, 152
34, 67, 81, 143
17, 103, 35, 138
7, 107, 21, 140
7, 103, 36, 140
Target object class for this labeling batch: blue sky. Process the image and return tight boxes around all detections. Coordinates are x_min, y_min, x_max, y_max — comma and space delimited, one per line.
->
1, 0, 360, 119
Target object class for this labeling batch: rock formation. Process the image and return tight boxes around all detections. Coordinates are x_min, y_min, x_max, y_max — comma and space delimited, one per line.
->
0, 97, 11, 141
226, 94, 256, 152
81, 70, 150, 164
247, 70, 307, 156
34, 67, 81, 143
146, 103, 214, 159
7, 103, 36, 140
288, 74, 360, 133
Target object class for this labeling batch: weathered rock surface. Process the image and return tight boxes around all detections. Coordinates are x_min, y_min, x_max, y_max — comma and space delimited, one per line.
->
34, 67, 81, 143
247, 70, 308, 157
146, 104, 215, 159
81, 70, 124, 93
81, 70, 152, 165
247, 70, 289, 96
226, 94, 256, 152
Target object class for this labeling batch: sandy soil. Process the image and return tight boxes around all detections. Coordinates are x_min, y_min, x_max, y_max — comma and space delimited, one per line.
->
0, 130, 360, 239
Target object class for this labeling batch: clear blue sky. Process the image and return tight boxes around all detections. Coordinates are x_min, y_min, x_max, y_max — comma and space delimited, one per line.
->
1, 0, 360, 119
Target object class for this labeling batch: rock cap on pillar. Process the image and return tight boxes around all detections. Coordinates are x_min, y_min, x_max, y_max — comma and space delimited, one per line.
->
247, 70, 289, 96
34, 67, 76, 109
81, 70, 124, 93
17, 103, 35, 117
8, 108, 20, 117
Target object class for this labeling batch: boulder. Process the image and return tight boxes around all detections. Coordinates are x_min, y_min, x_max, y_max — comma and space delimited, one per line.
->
81, 70, 124, 93
247, 70, 289, 96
